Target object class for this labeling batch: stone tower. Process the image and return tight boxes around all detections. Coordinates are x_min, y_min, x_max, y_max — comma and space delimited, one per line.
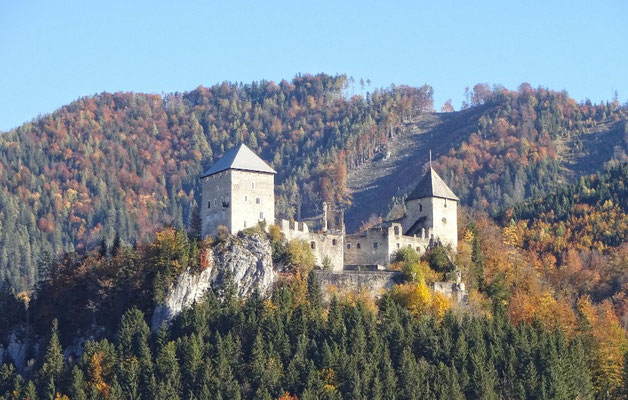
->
401, 167, 459, 251
200, 144, 276, 237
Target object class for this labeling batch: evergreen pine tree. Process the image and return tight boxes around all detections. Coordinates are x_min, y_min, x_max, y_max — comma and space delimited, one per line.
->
38, 319, 64, 400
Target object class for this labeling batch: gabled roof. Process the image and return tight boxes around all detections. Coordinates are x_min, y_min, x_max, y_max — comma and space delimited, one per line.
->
406, 168, 459, 201
200, 144, 276, 178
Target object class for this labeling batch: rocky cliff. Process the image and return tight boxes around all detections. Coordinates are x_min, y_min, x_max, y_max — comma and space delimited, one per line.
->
152, 231, 277, 329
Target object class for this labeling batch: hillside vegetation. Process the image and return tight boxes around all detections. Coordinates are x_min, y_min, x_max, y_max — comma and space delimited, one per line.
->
0, 74, 432, 289
1, 160, 627, 398
0, 76, 626, 293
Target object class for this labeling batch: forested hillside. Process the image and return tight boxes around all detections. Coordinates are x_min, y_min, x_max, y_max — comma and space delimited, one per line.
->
0, 75, 626, 291
433, 84, 627, 213
0, 74, 433, 289
1, 161, 627, 399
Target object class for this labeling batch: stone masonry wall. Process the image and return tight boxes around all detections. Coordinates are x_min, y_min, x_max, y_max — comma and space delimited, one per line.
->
344, 224, 431, 268
314, 270, 401, 299
279, 219, 344, 271
201, 170, 232, 237
229, 170, 274, 234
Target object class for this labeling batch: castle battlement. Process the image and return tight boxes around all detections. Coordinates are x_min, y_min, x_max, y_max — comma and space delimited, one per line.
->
279, 219, 310, 234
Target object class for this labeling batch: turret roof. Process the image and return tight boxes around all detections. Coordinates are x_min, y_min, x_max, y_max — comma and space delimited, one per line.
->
200, 144, 277, 178
406, 167, 459, 201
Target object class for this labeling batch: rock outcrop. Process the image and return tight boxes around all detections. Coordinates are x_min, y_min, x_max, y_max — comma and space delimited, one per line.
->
152, 231, 276, 329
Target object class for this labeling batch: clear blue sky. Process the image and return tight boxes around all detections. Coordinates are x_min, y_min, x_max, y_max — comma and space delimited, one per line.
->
1, 0, 627, 131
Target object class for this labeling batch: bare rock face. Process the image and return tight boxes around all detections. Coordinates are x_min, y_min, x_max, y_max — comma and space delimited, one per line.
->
152, 231, 276, 329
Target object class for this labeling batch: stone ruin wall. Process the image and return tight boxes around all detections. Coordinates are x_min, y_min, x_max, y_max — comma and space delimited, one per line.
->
279, 219, 344, 272
314, 270, 402, 300
344, 223, 433, 268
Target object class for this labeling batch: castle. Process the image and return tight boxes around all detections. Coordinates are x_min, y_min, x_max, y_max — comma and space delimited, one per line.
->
200, 144, 460, 274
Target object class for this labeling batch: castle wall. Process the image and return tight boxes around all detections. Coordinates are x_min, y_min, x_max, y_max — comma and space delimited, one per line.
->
229, 170, 274, 234
314, 270, 402, 299
431, 281, 467, 304
344, 229, 391, 267
426, 197, 457, 250
385, 223, 432, 256
279, 220, 344, 271
201, 170, 233, 237
344, 223, 432, 268
402, 197, 458, 251
323, 202, 345, 234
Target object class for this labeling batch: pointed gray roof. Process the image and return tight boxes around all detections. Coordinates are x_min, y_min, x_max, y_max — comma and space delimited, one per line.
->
200, 144, 276, 178
406, 168, 459, 201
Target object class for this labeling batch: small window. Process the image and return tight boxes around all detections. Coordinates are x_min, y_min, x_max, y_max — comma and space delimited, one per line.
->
251, 182, 255, 189
397, 243, 400, 248
419, 204, 423, 212
207, 201, 211, 209
335, 216, 340, 225
347, 243, 352, 249
332, 239, 337, 246
444, 200, 447, 208
416, 247, 421, 252
357, 243, 361, 249
310, 241, 316, 250
244, 195, 248, 202
259, 212, 264, 220
394, 226, 400, 236
373, 242, 378, 249
256, 197, 261, 204
442, 217, 447, 224
244, 221, 247, 227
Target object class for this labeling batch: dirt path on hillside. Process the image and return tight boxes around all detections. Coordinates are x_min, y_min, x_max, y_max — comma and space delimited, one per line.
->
344, 108, 485, 232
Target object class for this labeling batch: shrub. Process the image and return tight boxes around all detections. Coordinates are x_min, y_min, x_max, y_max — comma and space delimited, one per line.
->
215, 225, 229, 242
268, 224, 282, 242
426, 245, 454, 273
322, 256, 333, 270
287, 240, 316, 272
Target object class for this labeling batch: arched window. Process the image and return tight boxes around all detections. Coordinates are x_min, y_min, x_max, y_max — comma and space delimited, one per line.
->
207, 201, 211, 209
357, 243, 361, 249
419, 204, 423, 212
394, 226, 400, 236
310, 241, 316, 250
347, 243, 352, 249
332, 239, 338, 246
251, 182, 255, 189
